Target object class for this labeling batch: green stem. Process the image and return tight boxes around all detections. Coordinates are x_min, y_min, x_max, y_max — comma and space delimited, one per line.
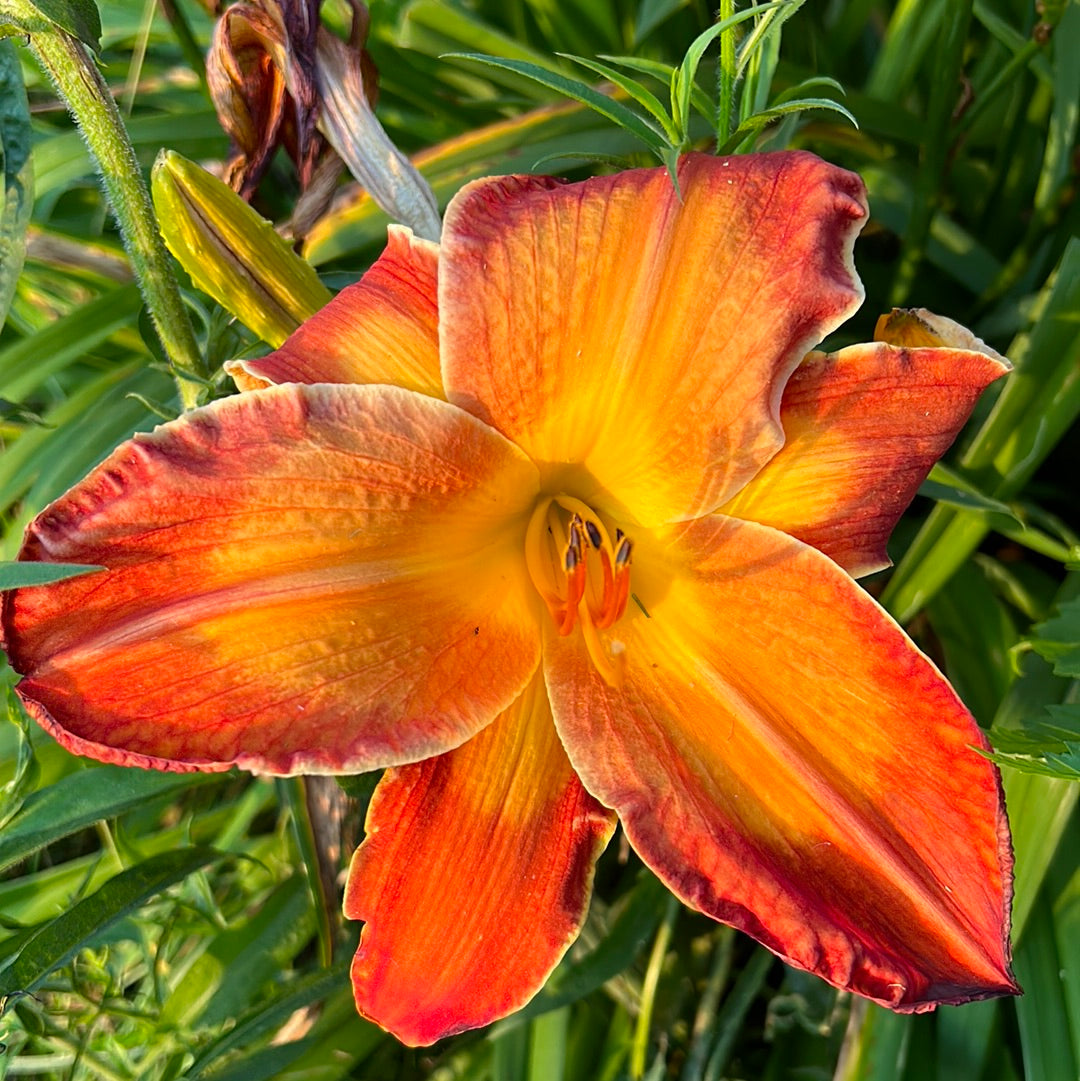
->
715, 0, 736, 147
630, 893, 679, 1078
13, 3, 202, 409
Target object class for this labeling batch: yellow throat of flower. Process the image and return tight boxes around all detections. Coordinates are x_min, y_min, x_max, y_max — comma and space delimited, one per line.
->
524, 494, 632, 687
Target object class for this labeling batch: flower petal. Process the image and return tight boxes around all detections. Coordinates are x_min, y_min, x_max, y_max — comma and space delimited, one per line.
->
344, 673, 615, 1045
228, 225, 442, 396
441, 152, 866, 526
2, 384, 540, 774
544, 515, 1016, 1010
719, 329, 1009, 576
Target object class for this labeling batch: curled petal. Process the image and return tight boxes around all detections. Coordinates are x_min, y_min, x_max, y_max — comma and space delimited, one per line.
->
545, 516, 1016, 1010
229, 225, 441, 396
345, 673, 615, 1045
441, 152, 866, 527
720, 331, 1009, 576
874, 308, 995, 351
2, 385, 540, 774
315, 27, 441, 241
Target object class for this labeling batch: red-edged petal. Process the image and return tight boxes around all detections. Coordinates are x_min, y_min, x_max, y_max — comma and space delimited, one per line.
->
344, 673, 615, 1045
544, 515, 1016, 1010
440, 152, 866, 527
719, 330, 1009, 576
2, 384, 540, 774
229, 225, 442, 396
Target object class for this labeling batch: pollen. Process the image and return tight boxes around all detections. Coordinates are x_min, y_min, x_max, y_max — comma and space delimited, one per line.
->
524, 495, 632, 686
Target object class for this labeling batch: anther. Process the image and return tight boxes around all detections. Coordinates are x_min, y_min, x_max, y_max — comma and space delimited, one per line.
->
523, 493, 635, 685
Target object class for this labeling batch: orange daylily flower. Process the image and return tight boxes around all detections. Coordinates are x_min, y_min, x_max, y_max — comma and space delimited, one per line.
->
1, 153, 1017, 1046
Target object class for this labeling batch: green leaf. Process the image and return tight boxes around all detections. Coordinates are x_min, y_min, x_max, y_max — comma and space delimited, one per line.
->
1034, 0, 1080, 213
558, 53, 679, 143
0, 39, 32, 331
597, 53, 714, 122
0, 283, 143, 402
633, 0, 688, 43
0, 688, 39, 831
1013, 887, 1079, 1081
0, 763, 222, 872
926, 561, 1018, 726
445, 54, 670, 157
3, 0, 102, 50
0, 561, 104, 588
160, 875, 316, 1029
718, 97, 858, 154
489, 871, 669, 1033
0, 366, 172, 544
671, 1, 788, 137
1029, 597, 1080, 678
920, 463, 1020, 522
182, 964, 351, 1079
832, 1002, 911, 1081
0, 846, 225, 996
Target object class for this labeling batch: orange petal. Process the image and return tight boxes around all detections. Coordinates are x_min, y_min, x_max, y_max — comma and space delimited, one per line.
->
344, 673, 615, 1045
2, 384, 540, 774
545, 515, 1016, 1010
228, 225, 442, 396
719, 332, 1009, 576
440, 152, 866, 527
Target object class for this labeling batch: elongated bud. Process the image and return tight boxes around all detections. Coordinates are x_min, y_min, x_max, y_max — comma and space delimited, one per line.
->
151, 150, 331, 347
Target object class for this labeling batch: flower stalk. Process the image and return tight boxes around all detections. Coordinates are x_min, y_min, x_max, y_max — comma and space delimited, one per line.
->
715, 0, 737, 145
7, 0, 203, 409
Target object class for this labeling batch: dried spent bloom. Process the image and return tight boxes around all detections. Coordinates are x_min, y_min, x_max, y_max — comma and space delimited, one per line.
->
1, 152, 1018, 1046
207, 0, 325, 198
207, 0, 439, 240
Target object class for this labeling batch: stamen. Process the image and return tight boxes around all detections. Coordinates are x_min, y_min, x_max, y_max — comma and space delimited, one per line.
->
611, 538, 633, 620
560, 532, 586, 635
524, 497, 564, 625
522, 493, 637, 685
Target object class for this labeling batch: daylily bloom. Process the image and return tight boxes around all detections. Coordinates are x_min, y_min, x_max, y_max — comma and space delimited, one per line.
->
1, 152, 1017, 1046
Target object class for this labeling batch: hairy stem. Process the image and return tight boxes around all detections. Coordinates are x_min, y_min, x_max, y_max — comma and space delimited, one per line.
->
12, 2, 202, 408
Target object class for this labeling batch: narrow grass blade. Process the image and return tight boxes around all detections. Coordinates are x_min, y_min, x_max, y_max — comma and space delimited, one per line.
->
182, 964, 351, 1079
446, 54, 670, 156
559, 54, 679, 143
834, 1002, 910, 1081
0, 846, 225, 996
489, 872, 668, 1032
0, 763, 221, 872
1013, 887, 1078, 1081
0, 562, 103, 588
0, 283, 142, 402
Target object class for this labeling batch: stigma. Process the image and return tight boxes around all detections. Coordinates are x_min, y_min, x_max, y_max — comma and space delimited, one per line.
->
524, 495, 632, 686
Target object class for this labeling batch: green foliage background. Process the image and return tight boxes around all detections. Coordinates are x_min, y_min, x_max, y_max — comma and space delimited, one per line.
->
1, 0, 1079, 1078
